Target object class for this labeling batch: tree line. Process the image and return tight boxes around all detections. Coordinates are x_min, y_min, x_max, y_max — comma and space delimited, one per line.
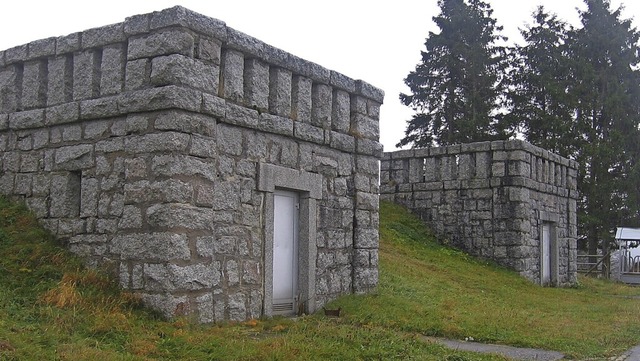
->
399, 0, 640, 254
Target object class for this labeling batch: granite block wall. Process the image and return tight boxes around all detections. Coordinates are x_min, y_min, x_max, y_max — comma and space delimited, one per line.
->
0, 6, 383, 322
381, 140, 579, 286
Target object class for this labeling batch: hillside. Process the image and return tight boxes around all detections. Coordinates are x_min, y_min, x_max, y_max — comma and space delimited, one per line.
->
1, 196, 640, 360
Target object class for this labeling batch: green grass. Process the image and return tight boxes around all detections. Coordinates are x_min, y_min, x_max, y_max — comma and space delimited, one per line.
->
1, 196, 640, 360
331, 202, 640, 358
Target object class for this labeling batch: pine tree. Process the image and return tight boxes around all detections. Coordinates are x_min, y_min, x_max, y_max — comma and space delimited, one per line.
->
398, 0, 508, 148
506, 7, 576, 158
570, 0, 640, 254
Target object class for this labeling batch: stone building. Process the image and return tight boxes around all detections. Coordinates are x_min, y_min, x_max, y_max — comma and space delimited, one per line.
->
381, 140, 579, 286
0, 6, 383, 322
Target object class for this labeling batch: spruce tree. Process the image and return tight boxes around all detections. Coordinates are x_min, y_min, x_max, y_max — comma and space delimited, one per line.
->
570, 0, 640, 254
398, 0, 508, 148
506, 7, 576, 158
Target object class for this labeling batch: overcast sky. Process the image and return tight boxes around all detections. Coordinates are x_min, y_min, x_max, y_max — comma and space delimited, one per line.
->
1, 1, 639, 151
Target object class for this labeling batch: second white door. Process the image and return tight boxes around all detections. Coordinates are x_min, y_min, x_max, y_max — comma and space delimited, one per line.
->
541, 223, 551, 285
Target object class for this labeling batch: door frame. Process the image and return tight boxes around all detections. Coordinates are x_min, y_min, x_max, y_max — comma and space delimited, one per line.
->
259, 163, 322, 316
539, 220, 558, 286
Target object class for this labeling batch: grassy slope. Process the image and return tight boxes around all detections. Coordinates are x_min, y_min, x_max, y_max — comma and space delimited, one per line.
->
332, 202, 640, 358
1, 197, 639, 360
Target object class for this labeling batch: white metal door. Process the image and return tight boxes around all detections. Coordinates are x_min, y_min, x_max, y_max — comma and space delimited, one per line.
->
272, 190, 298, 314
541, 223, 551, 285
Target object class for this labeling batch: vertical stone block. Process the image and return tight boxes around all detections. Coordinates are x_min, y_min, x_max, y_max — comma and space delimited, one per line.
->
508, 187, 530, 203
530, 156, 537, 179
80, 177, 99, 218
119, 263, 131, 288
198, 37, 222, 65
47, 55, 73, 106
543, 160, 550, 183
269, 67, 292, 117
424, 157, 437, 182
0, 65, 19, 113
228, 292, 246, 321
100, 44, 125, 96
354, 227, 378, 249
332, 89, 350, 133
390, 159, 409, 184
441, 156, 454, 180
3, 152, 20, 172
508, 160, 529, 177
220, 49, 244, 102
217, 123, 243, 156
14, 173, 32, 195
22, 60, 47, 109
351, 95, 367, 115
567, 167, 577, 190
20, 152, 40, 172
408, 158, 424, 183
367, 100, 381, 120
196, 293, 214, 323
458, 154, 473, 180
492, 161, 506, 177
125, 59, 149, 91
536, 157, 543, 182
548, 162, 555, 186
249, 290, 262, 320
73, 50, 100, 100
0, 172, 14, 194
244, 58, 269, 111
475, 152, 490, 178
311, 83, 331, 128
292, 75, 312, 122
50, 172, 81, 218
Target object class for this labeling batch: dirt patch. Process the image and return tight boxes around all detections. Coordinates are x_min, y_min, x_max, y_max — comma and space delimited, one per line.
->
0, 340, 15, 352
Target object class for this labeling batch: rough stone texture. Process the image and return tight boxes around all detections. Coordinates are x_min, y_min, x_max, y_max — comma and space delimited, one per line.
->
381, 140, 578, 286
0, 6, 383, 322
150, 54, 219, 93
47, 55, 73, 106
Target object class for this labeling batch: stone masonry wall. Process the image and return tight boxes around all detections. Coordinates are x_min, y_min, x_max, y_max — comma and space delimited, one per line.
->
0, 6, 383, 322
381, 140, 578, 286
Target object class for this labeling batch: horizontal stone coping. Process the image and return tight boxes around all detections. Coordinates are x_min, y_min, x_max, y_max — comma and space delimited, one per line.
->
0, 6, 383, 103
383, 140, 578, 169
381, 177, 580, 199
